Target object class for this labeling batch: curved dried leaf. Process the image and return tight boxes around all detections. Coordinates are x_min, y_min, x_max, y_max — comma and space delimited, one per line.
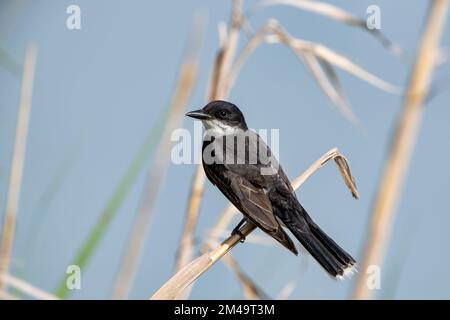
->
252, 0, 405, 58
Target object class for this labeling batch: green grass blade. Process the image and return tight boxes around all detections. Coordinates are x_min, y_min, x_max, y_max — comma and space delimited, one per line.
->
55, 110, 168, 298
0, 47, 22, 77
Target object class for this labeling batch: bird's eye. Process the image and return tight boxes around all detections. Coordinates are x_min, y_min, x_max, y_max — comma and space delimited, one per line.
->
219, 110, 227, 117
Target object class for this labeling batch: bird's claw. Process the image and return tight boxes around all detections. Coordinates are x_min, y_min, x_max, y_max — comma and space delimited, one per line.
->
231, 229, 246, 243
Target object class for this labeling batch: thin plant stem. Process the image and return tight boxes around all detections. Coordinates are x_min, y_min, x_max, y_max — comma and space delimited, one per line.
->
111, 22, 203, 299
352, 0, 449, 300
151, 147, 358, 299
0, 45, 37, 291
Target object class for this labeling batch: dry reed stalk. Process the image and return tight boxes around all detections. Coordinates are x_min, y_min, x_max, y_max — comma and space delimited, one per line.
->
225, 21, 398, 93
203, 237, 266, 299
0, 45, 37, 291
222, 19, 399, 126
352, 0, 449, 300
252, 0, 404, 58
276, 281, 296, 299
152, 222, 256, 300
173, 164, 206, 300
220, 253, 265, 299
210, 0, 243, 101
255, 0, 365, 26
172, 1, 244, 299
290, 148, 358, 198
111, 24, 202, 299
175, 166, 206, 272
0, 274, 59, 300
151, 147, 358, 299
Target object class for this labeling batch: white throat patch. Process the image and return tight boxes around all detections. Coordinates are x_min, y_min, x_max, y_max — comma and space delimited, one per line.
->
202, 119, 241, 136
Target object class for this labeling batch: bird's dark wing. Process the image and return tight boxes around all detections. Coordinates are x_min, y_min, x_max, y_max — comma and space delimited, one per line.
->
212, 168, 277, 231
202, 143, 297, 254
202, 131, 356, 276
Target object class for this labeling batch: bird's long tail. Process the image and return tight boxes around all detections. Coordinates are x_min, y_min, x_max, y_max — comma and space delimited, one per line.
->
284, 206, 357, 279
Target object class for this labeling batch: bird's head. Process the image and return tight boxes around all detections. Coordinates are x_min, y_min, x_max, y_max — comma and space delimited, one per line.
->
186, 100, 248, 135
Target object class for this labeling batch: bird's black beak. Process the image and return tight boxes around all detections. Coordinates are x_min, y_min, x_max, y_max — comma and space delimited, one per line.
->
185, 109, 212, 120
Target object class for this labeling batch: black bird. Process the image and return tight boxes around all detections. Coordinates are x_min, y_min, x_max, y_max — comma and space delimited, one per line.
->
186, 100, 356, 279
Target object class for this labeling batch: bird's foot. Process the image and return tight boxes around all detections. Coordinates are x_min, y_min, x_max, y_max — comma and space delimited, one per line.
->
231, 218, 247, 243
231, 228, 246, 243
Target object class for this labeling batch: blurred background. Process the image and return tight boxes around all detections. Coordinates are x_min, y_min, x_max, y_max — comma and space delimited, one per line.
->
0, 0, 449, 299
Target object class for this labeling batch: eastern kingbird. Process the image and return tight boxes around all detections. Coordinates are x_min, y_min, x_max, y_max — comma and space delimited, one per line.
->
186, 100, 356, 278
